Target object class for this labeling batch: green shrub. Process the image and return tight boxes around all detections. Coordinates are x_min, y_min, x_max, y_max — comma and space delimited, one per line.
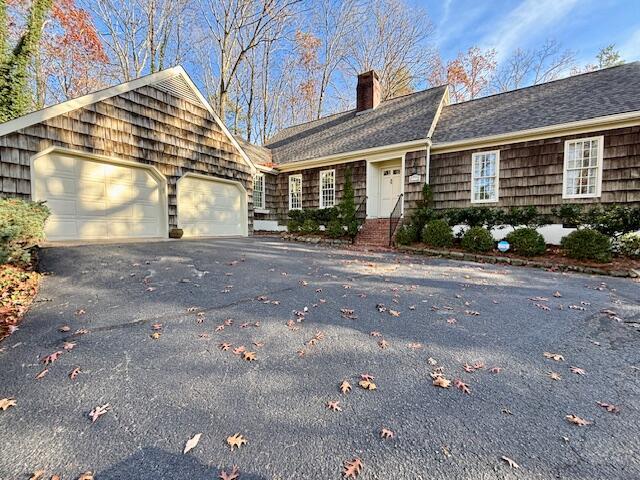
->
582, 205, 640, 238
552, 204, 583, 227
0, 199, 50, 266
337, 167, 359, 238
443, 207, 503, 229
502, 206, 550, 229
561, 229, 612, 263
299, 219, 320, 234
619, 232, 640, 259
505, 228, 546, 257
421, 219, 454, 248
287, 219, 301, 233
326, 219, 345, 239
395, 224, 418, 246
461, 226, 494, 252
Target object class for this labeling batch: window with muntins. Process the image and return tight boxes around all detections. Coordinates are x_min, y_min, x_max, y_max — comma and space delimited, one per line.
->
471, 151, 499, 203
253, 173, 265, 209
563, 137, 603, 198
319, 169, 335, 208
289, 174, 302, 210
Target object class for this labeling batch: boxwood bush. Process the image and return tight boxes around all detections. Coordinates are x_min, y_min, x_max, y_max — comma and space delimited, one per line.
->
619, 232, 640, 259
461, 226, 494, 252
561, 228, 612, 263
395, 224, 418, 246
0, 199, 50, 266
421, 219, 453, 248
505, 228, 546, 257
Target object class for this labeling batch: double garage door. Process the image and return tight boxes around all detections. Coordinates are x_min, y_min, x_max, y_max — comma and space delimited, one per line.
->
33, 151, 247, 241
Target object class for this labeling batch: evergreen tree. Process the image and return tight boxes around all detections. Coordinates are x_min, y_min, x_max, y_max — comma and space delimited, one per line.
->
0, 0, 53, 123
339, 167, 358, 238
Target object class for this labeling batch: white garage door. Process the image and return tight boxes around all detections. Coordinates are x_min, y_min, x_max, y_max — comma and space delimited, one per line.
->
32, 151, 166, 241
177, 174, 247, 237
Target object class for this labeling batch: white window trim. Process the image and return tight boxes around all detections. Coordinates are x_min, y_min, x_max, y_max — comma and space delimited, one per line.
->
562, 135, 604, 199
253, 173, 265, 210
289, 174, 302, 210
319, 169, 336, 209
470, 150, 500, 204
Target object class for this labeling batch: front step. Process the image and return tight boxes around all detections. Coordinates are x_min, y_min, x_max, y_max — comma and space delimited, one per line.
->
355, 219, 392, 246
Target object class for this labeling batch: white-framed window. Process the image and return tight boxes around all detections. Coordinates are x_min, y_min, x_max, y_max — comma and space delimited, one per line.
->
289, 174, 302, 210
563, 136, 604, 199
319, 169, 335, 208
253, 173, 265, 210
471, 150, 499, 203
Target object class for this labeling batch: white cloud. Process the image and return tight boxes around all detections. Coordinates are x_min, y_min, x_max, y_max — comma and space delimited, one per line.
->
620, 28, 640, 61
481, 0, 580, 62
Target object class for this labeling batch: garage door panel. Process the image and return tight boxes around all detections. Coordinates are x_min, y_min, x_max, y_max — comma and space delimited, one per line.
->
177, 176, 246, 237
33, 153, 165, 241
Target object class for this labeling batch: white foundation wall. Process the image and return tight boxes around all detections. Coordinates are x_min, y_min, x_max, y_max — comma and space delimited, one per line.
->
452, 224, 577, 245
254, 219, 287, 232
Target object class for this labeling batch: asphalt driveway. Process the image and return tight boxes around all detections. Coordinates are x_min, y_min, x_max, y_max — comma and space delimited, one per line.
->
1, 237, 639, 479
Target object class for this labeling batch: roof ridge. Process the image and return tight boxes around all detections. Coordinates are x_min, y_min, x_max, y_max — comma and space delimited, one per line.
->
445, 61, 640, 108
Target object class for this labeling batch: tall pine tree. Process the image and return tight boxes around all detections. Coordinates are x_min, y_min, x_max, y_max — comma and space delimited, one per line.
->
0, 0, 53, 123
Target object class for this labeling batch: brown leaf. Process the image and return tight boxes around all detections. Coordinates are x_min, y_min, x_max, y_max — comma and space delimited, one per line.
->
226, 433, 247, 450
501, 456, 520, 469
183, 433, 202, 454
89, 403, 110, 422
29, 470, 45, 480
253, 341, 264, 348
543, 352, 565, 362
489, 367, 502, 374
553, 291, 562, 297
370, 331, 382, 337
454, 379, 471, 394
78, 472, 94, 480
570, 366, 586, 375
432, 376, 451, 389
358, 379, 377, 390
58, 325, 71, 332
326, 400, 342, 412
243, 351, 257, 362
69, 368, 81, 380
150, 332, 162, 340
342, 457, 363, 478
151, 323, 163, 330
41, 351, 63, 365
408, 342, 422, 350
0, 397, 16, 411
340, 380, 352, 394
219, 343, 232, 351
215, 325, 225, 332
380, 428, 395, 439
566, 414, 591, 426
35, 368, 49, 380
51, 476, 61, 480
232, 346, 246, 355
219, 465, 240, 480
63, 341, 76, 351
596, 401, 620, 414
378, 339, 389, 349
548, 372, 562, 381
388, 309, 400, 317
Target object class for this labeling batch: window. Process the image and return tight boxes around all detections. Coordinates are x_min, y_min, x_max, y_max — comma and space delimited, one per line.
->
471, 150, 499, 203
289, 174, 302, 210
563, 136, 603, 198
253, 173, 265, 210
319, 169, 335, 208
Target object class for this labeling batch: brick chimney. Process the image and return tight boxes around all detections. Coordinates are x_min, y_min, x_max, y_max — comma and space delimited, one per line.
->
356, 70, 381, 112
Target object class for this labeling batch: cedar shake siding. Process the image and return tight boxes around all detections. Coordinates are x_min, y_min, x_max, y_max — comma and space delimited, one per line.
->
254, 172, 278, 222
0, 84, 253, 231
274, 161, 367, 223
429, 126, 640, 211
403, 150, 428, 217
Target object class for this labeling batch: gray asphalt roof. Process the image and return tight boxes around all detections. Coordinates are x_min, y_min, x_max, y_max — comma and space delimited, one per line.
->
265, 85, 447, 164
236, 139, 273, 166
432, 61, 640, 144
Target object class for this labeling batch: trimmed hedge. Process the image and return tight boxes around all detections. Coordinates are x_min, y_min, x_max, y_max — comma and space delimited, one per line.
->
561, 229, 612, 263
0, 199, 50, 266
395, 224, 418, 246
461, 227, 494, 252
505, 228, 546, 257
618, 232, 640, 259
421, 219, 453, 248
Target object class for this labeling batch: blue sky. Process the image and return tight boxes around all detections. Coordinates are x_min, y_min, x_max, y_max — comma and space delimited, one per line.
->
420, 0, 640, 65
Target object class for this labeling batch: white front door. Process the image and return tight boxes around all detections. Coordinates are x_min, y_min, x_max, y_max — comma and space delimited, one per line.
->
379, 167, 402, 217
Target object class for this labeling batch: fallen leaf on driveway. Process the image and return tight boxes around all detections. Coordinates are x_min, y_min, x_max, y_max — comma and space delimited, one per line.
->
380, 428, 395, 439
35, 369, 49, 380
548, 372, 562, 381
78, 471, 94, 480
501, 456, 520, 469
489, 367, 502, 374
432, 376, 451, 388
183, 433, 202, 454
63, 341, 76, 351
570, 366, 586, 375
219, 465, 240, 480
378, 339, 389, 349
543, 352, 565, 361
226, 433, 247, 450
69, 368, 81, 380
29, 470, 45, 480
359, 379, 377, 390
340, 380, 352, 394
150, 332, 161, 339
219, 343, 232, 351
41, 351, 63, 365
596, 402, 620, 413
389, 309, 400, 317
553, 291, 562, 297
232, 346, 246, 355
566, 414, 591, 426
243, 351, 257, 362
370, 331, 382, 337
454, 379, 470, 394
342, 457, 363, 478
89, 403, 110, 422
58, 325, 71, 332
327, 400, 342, 412
0, 398, 16, 411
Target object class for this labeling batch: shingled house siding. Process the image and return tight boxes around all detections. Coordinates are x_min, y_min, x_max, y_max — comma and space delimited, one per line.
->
429, 126, 640, 211
403, 150, 428, 217
0, 84, 254, 232
254, 172, 278, 222
274, 161, 367, 224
